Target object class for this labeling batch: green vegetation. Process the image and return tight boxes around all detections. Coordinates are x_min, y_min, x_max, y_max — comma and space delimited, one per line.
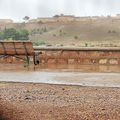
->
85, 43, 88, 47
108, 30, 117, 34
74, 36, 78, 39
59, 30, 66, 36
33, 40, 46, 46
30, 27, 47, 35
0, 28, 29, 40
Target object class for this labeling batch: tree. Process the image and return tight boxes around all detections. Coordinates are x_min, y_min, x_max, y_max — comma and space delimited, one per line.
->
0, 31, 4, 40
18, 29, 29, 40
0, 28, 29, 40
23, 16, 30, 22
3, 28, 17, 40
53, 15, 59, 18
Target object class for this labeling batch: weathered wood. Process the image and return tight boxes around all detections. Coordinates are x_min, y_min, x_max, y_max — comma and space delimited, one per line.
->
0, 41, 40, 65
0, 42, 34, 55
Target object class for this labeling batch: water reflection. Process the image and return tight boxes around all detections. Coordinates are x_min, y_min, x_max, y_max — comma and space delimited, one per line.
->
0, 63, 120, 73
37, 64, 120, 73
0, 63, 120, 87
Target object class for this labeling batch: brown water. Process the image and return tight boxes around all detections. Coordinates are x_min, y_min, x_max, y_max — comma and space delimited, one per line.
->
0, 64, 120, 87
1, 64, 120, 72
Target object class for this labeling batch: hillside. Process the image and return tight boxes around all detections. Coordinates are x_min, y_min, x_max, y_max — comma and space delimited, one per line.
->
1, 18, 120, 47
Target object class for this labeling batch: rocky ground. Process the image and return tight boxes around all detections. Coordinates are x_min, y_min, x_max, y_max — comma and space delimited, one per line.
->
0, 82, 120, 120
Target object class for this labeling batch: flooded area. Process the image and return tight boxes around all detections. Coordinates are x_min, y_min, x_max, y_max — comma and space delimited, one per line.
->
0, 64, 120, 87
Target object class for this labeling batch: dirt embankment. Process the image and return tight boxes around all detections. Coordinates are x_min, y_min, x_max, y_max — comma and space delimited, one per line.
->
1, 18, 120, 47
0, 82, 120, 120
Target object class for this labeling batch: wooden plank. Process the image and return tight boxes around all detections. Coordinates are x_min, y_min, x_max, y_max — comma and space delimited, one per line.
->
0, 42, 34, 56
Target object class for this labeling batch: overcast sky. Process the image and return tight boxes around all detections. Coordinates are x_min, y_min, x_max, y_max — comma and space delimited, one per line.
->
0, 0, 120, 21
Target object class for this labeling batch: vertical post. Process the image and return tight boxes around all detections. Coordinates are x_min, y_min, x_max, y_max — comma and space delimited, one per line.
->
23, 42, 29, 65
33, 52, 36, 65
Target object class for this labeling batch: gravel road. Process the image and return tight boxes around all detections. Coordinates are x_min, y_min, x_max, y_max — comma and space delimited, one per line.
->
0, 82, 120, 120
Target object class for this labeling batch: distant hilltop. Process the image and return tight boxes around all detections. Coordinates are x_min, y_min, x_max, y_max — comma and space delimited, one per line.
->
0, 19, 13, 24
1, 14, 120, 24
29, 14, 120, 23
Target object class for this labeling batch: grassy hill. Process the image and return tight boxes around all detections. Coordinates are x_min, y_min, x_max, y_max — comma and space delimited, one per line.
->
1, 18, 120, 47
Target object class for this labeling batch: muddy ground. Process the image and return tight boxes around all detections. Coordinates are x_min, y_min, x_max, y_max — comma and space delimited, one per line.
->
0, 82, 120, 120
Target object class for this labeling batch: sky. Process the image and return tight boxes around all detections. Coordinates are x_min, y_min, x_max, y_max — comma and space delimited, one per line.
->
0, 0, 120, 21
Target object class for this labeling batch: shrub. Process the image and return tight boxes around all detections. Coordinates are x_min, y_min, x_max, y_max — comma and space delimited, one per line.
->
0, 28, 29, 40
85, 43, 88, 47
74, 36, 78, 39
33, 41, 46, 46
112, 30, 116, 33
42, 27, 47, 32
